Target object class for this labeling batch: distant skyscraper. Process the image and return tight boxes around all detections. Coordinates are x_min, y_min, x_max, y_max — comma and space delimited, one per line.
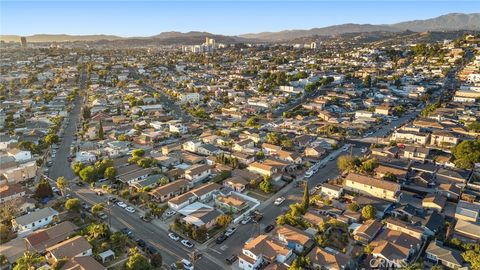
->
20, 37, 27, 48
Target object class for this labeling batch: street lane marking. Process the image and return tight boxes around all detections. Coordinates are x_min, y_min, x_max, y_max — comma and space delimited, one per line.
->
209, 248, 222, 255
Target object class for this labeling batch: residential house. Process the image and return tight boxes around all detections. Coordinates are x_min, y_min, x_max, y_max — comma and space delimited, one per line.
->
275, 225, 311, 253
6, 148, 32, 162
403, 146, 430, 162
430, 130, 460, 147
454, 200, 480, 222
344, 173, 401, 202
45, 236, 92, 264
454, 219, 480, 242
426, 241, 464, 269
149, 180, 190, 202
422, 194, 447, 212
307, 246, 352, 270
215, 193, 249, 214
179, 202, 222, 230
25, 221, 78, 254
233, 139, 255, 152
0, 183, 29, 203
61, 256, 106, 270
185, 164, 211, 184
12, 207, 59, 237
319, 183, 343, 199
384, 218, 424, 240
353, 219, 383, 244
223, 176, 249, 192
1, 160, 37, 184
238, 234, 293, 270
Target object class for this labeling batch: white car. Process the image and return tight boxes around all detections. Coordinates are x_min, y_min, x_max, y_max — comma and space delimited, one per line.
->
168, 233, 180, 241
305, 171, 313, 178
225, 227, 237, 237
181, 239, 194, 248
274, 197, 286, 206
181, 259, 194, 270
165, 210, 176, 217
117, 201, 127, 208
52, 187, 59, 192
241, 216, 252, 225
125, 206, 135, 213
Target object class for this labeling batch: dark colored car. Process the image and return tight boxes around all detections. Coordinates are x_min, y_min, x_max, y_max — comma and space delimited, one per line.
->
264, 224, 275, 233
136, 239, 146, 248
251, 210, 263, 223
146, 245, 158, 255
216, 234, 228, 244
226, 255, 238, 265
76, 181, 85, 187
120, 228, 132, 236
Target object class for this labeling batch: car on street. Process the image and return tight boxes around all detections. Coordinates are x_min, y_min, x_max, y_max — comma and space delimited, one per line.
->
98, 212, 108, 220
125, 206, 135, 213
328, 156, 335, 161
108, 197, 117, 203
96, 191, 103, 196
181, 239, 194, 248
226, 255, 238, 265
225, 227, 237, 237
241, 216, 252, 224
274, 197, 286, 205
168, 233, 180, 241
251, 210, 263, 222
216, 234, 228, 244
264, 224, 275, 233
165, 210, 176, 217
181, 259, 194, 270
140, 215, 152, 222
120, 228, 132, 236
75, 181, 84, 187
304, 171, 313, 178
146, 245, 158, 255
136, 239, 146, 248
117, 201, 127, 208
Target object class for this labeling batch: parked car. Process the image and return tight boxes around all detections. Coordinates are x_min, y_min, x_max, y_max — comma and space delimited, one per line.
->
216, 234, 228, 244
120, 228, 132, 236
108, 197, 117, 203
75, 181, 85, 187
264, 224, 275, 233
140, 215, 152, 222
274, 197, 286, 205
225, 255, 238, 265
98, 212, 108, 220
241, 216, 252, 225
251, 210, 263, 222
146, 245, 158, 255
117, 201, 127, 208
181, 239, 194, 248
125, 206, 136, 213
225, 227, 236, 237
136, 239, 146, 248
181, 259, 194, 270
165, 210, 176, 217
168, 233, 180, 241
305, 171, 313, 178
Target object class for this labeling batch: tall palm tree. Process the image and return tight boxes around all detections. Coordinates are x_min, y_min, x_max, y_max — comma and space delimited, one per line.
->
13, 251, 44, 270
56, 176, 68, 197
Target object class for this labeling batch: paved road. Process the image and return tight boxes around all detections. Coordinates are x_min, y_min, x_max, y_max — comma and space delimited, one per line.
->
49, 71, 84, 181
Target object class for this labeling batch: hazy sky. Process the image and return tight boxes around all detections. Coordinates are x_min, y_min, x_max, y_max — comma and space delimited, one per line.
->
1, 1, 479, 36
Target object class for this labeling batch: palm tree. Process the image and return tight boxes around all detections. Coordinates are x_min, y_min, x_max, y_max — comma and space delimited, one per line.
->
13, 251, 44, 270
56, 176, 68, 196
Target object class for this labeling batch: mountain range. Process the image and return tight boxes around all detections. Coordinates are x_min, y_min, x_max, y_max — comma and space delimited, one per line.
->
1, 13, 479, 43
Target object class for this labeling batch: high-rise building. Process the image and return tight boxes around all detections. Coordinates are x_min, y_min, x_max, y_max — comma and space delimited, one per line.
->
20, 37, 27, 48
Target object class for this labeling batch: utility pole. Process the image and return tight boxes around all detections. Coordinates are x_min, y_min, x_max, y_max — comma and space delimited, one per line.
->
189, 250, 197, 268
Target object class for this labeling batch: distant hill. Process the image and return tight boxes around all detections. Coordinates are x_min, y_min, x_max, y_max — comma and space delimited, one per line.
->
240, 13, 480, 41
0, 34, 123, 43
2, 13, 479, 44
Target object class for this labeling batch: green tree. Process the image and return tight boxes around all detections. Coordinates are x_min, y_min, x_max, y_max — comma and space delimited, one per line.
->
452, 139, 480, 169
110, 231, 128, 253
266, 132, 279, 145
131, 149, 145, 158
125, 248, 151, 270
361, 205, 376, 220
86, 223, 110, 241
104, 167, 117, 180
217, 214, 233, 228
337, 155, 360, 172
79, 166, 96, 183
151, 253, 163, 268
65, 198, 81, 213
34, 179, 53, 198
462, 250, 480, 270
255, 151, 265, 160
91, 203, 104, 216
56, 176, 68, 197
364, 244, 373, 254
13, 251, 45, 270
72, 162, 84, 174
301, 184, 309, 213
97, 119, 104, 140
259, 176, 272, 193
363, 75, 372, 88
44, 134, 59, 146
82, 106, 91, 119
347, 202, 360, 212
